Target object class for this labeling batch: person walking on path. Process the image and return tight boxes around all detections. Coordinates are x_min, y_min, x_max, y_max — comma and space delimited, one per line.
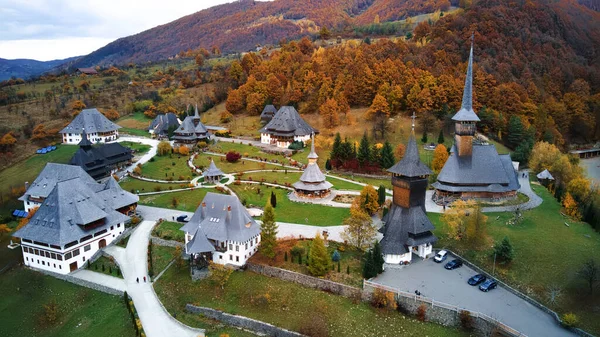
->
136, 277, 139, 283
143, 276, 146, 283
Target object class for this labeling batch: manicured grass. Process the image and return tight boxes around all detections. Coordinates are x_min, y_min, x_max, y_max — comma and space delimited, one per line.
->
138, 188, 225, 212
210, 141, 307, 165
155, 265, 466, 337
150, 244, 177, 276
194, 153, 285, 173
87, 256, 123, 278
117, 112, 152, 130
0, 222, 21, 270
429, 184, 600, 334
120, 141, 151, 155
477, 192, 530, 207
229, 184, 349, 226
330, 172, 392, 191
0, 268, 134, 337
141, 154, 195, 181
239, 170, 366, 191
119, 176, 190, 194
119, 127, 150, 137
251, 240, 364, 287
152, 221, 185, 243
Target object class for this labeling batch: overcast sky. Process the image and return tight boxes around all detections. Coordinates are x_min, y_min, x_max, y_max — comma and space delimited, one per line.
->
0, 0, 238, 61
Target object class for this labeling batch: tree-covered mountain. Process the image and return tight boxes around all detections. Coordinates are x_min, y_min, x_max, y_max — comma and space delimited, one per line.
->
0, 57, 78, 81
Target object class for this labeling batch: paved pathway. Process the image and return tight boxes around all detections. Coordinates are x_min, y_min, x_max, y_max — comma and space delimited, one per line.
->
372, 257, 572, 337
114, 136, 160, 174
71, 269, 127, 292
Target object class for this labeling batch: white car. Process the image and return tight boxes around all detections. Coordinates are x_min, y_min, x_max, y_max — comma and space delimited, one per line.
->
434, 250, 448, 263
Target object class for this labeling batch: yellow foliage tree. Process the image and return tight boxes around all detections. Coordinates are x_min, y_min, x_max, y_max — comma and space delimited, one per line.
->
366, 94, 390, 121
179, 146, 190, 156
563, 192, 581, 220
441, 200, 487, 245
567, 177, 592, 204
319, 97, 341, 129
341, 200, 376, 251
358, 185, 379, 215
395, 144, 405, 160
0, 224, 11, 236
431, 144, 449, 174
157, 141, 172, 156
71, 100, 86, 116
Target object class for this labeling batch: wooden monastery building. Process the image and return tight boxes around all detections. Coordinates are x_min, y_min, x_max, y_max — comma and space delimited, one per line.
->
172, 106, 209, 146
293, 134, 332, 198
432, 41, 520, 203
259, 106, 317, 148
60, 108, 121, 144
69, 129, 132, 181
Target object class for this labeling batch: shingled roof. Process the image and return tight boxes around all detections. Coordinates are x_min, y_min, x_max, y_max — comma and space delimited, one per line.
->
60, 108, 121, 134
379, 205, 437, 255
69, 135, 133, 180
202, 159, 224, 178
387, 133, 432, 177
452, 37, 480, 122
259, 106, 317, 136
260, 105, 278, 121
19, 163, 98, 202
180, 193, 260, 243
149, 113, 180, 135
173, 106, 208, 137
537, 169, 554, 180
13, 177, 135, 247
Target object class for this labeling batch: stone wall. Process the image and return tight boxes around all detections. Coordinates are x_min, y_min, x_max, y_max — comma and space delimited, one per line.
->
246, 263, 363, 299
35, 268, 123, 296
150, 236, 183, 248
186, 305, 304, 337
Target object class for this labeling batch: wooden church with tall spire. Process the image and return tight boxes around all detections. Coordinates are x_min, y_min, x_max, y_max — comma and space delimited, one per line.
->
432, 36, 520, 203
379, 114, 437, 264
293, 133, 332, 198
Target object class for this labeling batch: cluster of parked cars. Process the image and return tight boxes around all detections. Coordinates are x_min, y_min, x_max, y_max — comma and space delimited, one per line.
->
434, 250, 498, 292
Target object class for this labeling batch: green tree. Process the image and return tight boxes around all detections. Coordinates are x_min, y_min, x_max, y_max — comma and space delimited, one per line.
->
319, 26, 331, 40
377, 185, 386, 205
421, 132, 428, 144
437, 129, 445, 144
372, 241, 384, 274
362, 249, 377, 279
157, 141, 172, 156
507, 116, 524, 149
308, 233, 331, 276
357, 132, 371, 167
209, 262, 233, 289
270, 191, 277, 208
325, 158, 332, 170
494, 237, 514, 264
330, 132, 342, 162
379, 141, 395, 169
259, 202, 278, 259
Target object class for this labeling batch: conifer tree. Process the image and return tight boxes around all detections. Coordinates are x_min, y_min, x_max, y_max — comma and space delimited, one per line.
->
325, 159, 332, 170
507, 116, 524, 149
357, 132, 371, 167
308, 233, 331, 276
421, 132, 428, 144
437, 129, 445, 144
362, 250, 376, 279
494, 237, 514, 263
379, 141, 395, 169
259, 202, 278, 259
270, 191, 277, 208
331, 133, 342, 162
372, 241, 385, 274
377, 185, 386, 205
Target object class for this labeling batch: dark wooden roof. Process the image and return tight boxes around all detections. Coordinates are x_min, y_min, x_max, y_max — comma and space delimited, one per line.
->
387, 133, 431, 177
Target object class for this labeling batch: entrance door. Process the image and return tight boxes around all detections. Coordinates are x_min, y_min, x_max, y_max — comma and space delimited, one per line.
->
98, 239, 107, 249
69, 261, 78, 272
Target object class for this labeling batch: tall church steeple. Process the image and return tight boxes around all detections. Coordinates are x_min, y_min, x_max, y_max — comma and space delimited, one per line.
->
387, 113, 432, 209
452, 34, 480, 157
78, 128, 92, 149
307, 132, 318, 164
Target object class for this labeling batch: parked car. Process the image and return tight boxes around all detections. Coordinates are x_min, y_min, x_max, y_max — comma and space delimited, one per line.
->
434, 250, 448, 263
444, 259, 463, 270
479, 279, 498, 292
176, 215, 188, 222
468, 274, 487, 286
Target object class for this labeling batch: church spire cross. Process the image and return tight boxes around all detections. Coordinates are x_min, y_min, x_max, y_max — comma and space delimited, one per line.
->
461, 35, 474, 112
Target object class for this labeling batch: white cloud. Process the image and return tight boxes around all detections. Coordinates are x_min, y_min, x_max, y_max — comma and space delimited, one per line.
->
0, 0, 237, 60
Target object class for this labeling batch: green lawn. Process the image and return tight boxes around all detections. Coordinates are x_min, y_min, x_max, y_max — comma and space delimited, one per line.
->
119, 127, 150, 137
210, 141, 307, 165
240, 170, 366, 191
0, 268, 134, 337
138, 188, 225, 212
194, 153, 287, 173
152, 221, 185, 243
87, 256, 122, 278
150, 244, 177, 275
429, 183, 600, 333
330, 172, 392, 191
119, 176, 190, 194
141, 154, 195, 181
229, 184, 350, 226
120, 141, 151, 155
155, 266, 466, 337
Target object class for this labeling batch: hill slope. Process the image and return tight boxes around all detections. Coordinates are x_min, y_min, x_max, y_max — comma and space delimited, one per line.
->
0, 57, 78, 80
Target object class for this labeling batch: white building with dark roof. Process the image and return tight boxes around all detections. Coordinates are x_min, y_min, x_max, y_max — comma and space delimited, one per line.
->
180, 193, 261, 267
380, 118, 437, 265
148, 113, 180, 138
293, 133, 332, 198
172, 105, 209, 146
259, 106, 317, 148
13, 173, 138, 275
432, 39, 520, 203
60, 108, 121, 144
260, 104, 278, 123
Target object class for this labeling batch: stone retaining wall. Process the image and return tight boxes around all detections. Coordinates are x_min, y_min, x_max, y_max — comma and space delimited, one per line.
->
35, 268, 123, 296
185, 305, 304, 337
150, 236, 183, 248
246, 263, 363, 299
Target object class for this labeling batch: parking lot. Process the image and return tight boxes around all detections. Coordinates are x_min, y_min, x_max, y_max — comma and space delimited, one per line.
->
371, 256, 573, 337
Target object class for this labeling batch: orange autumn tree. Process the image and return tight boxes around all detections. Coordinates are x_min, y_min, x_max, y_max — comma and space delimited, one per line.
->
431, 144, 449, 174
0, 132, 17, 153
319, 97, 341, 129
144, 105, 158, 119
563, 193, 581, 220
102, 108, 120, 121
366, 94, 390, 120
395, 144, 406, 160
17, 207, 38, 231
71, 100, 86, 116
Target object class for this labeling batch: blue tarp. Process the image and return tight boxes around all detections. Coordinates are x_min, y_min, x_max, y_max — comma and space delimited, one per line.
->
51, 146, 57, 150
18, 210, 25, 217
40, 148, 47, 154
45, 146, 52, 151
36, 149, 42, 154
23, 212, 28, 218
12, 210, 19, 216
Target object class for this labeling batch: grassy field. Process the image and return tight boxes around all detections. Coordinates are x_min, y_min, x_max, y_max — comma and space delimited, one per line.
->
119, 127, 150, 137
209, 141, 307, 165
155, 265, 466, 337
239, 170, 366, 191
330, 172, 392, 190
138, 188, 225, 212
151, 244, 177, 276
0, 268, 134, 337
194, 153, 287, 173
87, 256, 122, 278
141, 154, 195, 181
429, 183, 600, 333
152, 221, 185, 243
119, 176, 190, 194
120, 141, 151, 155
229, 184, 350, 226
251, 239, 364, 287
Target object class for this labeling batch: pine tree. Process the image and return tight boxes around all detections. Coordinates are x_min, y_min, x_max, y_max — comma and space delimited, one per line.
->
377, 185, 386, 205
494, 237, 514, 263
362, 250, 376, 279
308, 233, 331, 276
357, 132, 371, 167
372, 241, 385, 274
270, 191, 277, 208
379, 141, 395, 169
421, 132, 428, 144
437, 129, 445, 144
325, 159, 332, 170
331, 133, 342, 162
507, 116, 524, 149
284, 251, 288, 262
259, 202, 278, 259
347, 265, 350, 274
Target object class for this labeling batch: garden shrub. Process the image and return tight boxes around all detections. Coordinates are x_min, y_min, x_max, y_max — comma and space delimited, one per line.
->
416, 304, 427, 321
226, 151, 241, 162
459, 310, 474, 331
371, 289, 397, 310
298, 313, 328, 337
562, 313, 578, 328
332, 250, 341, 262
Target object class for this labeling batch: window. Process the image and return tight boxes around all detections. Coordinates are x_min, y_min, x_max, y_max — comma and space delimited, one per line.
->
72, 249, 80, 257
83, 256, 86, 262
236, 256, 239, 262
25, 257, 28, 261
59, 266, 62, 269
37, 260, 39, 264
45, 251, 50, 258
255, 238, 258, 244
57, 255, 62, 261
251, 241, 253, 247
110, 226, 114, 230
229, 244, 233, 251
235, 245, 239, 252
229, 255, 232, 261
245, 243, 248, 250
51, 253, 56, 260
42, 261, 45, 265
84, 244, 91, 252
65, 252, 72, 260
53, 264, 56, 268
219, 255, 222, 259
117, 224, 121, 228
